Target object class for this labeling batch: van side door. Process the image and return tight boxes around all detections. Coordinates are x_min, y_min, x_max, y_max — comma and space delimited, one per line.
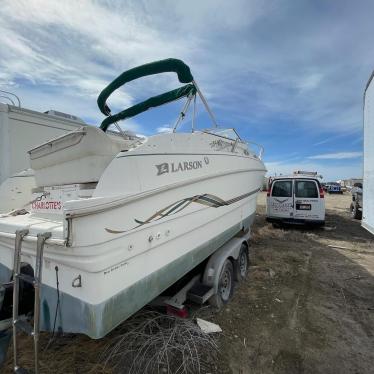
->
267, 179, 293, 219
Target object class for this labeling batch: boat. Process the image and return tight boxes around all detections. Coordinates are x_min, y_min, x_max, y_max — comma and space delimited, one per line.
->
0, 100, 89, 213
0, 58, 266, 339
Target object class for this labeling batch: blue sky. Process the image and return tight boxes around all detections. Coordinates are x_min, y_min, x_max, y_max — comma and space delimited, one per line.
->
1, 0, 373, 181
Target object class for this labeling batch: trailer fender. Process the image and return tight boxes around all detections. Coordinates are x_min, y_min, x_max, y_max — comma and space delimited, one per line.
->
202, 231, 250, 292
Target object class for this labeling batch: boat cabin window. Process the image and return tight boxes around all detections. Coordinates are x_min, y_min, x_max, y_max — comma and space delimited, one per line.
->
204, 128, 241, 141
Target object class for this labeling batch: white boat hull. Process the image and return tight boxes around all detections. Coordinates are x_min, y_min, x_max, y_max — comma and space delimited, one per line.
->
0, 132, 266, 338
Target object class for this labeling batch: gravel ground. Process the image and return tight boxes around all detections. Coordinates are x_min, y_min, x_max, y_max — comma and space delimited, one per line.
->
3, 192, 374, 373
211, 192, 374, 374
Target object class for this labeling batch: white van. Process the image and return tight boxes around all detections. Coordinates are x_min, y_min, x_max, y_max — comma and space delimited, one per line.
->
266, 175, 325, 226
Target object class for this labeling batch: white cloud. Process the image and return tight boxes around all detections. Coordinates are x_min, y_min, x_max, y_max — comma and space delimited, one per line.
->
156, 126, 173, 133
0, 0, 196, 117
308, 152, 362, 160
297, 73, 323, 92
265, 160, 362, 181
0, 0, 373, 141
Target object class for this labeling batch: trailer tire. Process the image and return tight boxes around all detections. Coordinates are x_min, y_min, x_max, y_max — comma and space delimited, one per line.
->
350, 202, 362, 220
209, 259, 234, 309
234, 244, 249, 282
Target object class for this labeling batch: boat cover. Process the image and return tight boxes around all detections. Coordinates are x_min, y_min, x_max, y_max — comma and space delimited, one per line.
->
97, 58, 195, 131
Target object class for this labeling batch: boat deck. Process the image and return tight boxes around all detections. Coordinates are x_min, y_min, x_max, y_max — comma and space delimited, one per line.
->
0, 213, 64, 243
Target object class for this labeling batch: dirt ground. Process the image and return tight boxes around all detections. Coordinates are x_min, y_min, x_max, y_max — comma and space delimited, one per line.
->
3, 192, 374, 373
212, 192, 374, 374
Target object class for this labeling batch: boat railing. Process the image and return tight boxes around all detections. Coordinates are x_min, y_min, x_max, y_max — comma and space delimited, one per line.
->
0, 89, 21, 107
202, 129, 264, 160
244, 140, 264, 160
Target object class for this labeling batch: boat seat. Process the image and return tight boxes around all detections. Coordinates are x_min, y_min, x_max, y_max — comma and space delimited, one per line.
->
29, 126, 129, 187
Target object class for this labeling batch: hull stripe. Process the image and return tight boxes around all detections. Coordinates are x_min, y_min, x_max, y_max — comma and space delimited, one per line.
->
105, 188, 260, 234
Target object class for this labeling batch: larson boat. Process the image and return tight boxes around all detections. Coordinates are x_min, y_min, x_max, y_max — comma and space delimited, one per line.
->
0, 59, 266, 339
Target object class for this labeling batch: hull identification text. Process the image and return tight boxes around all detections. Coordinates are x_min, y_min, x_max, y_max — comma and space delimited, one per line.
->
156, 160, 204, 176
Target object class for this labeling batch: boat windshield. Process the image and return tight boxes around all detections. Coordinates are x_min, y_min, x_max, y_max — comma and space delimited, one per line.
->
203, 128, 241, 141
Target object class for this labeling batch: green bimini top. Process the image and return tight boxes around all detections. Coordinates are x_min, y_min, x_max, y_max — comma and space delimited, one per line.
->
97, 58, 195, 132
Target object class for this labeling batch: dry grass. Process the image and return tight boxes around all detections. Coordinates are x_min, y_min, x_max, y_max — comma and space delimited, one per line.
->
5, 310, 220, 374
100, 311, 219, 374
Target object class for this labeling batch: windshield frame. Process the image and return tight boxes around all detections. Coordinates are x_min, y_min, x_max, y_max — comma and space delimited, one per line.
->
202, 127, 242, 142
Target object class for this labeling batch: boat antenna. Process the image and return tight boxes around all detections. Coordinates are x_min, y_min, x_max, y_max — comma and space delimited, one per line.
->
192, 80, 218, 128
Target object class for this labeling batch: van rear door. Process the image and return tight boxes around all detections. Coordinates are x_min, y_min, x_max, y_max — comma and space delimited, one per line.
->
267, 179, 293, 219
293, 179, 325, 221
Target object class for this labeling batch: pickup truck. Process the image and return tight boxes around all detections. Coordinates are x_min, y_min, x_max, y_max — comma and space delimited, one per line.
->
350, 183, 363, 219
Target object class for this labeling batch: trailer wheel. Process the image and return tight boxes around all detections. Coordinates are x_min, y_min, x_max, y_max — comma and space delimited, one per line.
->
235, 244, 249, 281
350, 202, 362, 220
209, 259, 234, 309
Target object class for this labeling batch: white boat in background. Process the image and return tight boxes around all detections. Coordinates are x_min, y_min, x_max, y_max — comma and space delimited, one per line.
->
0, 59, 266, 339
0, 98, 139, 213
0, 98, 86, 213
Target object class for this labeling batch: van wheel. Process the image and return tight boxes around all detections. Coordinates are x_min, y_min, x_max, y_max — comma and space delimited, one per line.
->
235, 244, 249, 281
350, 202, 362, 220
209, 259, 234, 309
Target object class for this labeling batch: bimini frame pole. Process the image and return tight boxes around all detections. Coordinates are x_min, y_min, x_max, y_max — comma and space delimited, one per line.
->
191, 94, 197, 132
173, 93, 194, 132
192, 80, 218, 128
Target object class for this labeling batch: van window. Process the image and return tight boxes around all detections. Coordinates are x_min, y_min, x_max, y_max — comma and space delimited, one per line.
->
272, 180, 292, 197
295, 180, 318, 198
